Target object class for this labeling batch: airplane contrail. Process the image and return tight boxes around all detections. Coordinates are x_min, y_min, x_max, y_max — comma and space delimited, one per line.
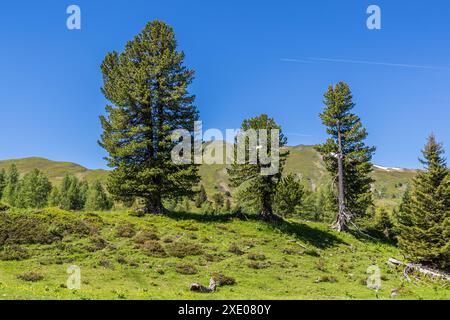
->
281, 57, 450, 71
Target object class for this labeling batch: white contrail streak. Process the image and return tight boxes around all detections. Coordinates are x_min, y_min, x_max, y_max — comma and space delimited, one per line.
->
281, 57, 450, 71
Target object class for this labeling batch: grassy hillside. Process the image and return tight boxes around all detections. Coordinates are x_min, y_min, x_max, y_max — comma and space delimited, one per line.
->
0, 209, 448, 300
0, 157, 108, 185
0, 146, 416, 207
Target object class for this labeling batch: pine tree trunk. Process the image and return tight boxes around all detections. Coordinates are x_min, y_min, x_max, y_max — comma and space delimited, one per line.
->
260, 195, 274, 221
333, 120, 348, 232
144, 195, 166, 214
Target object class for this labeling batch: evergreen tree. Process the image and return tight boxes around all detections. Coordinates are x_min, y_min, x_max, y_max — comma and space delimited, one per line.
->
15, 169, 52, 209
48, 186, 60, 207
274, 174, 304, 217
99, 20, 199, 214
224, 198, 231, 213
228, 114, 288, 221
195, 185, 208, 208
85, 181, 113, 211
59, 175, 86, 211
316, 82, 375, 231
212, 193, 225, 212
0, 169, 6, 200
397, 135, 450, 269
2, 164, 19, 206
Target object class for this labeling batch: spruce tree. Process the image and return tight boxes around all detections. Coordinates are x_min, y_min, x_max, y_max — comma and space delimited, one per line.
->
99, 20, 199, 214
0, 169, 6, 200
195, 185, 208, 208
316, 82, 375, 231
15, 169, 52, 209
2, 164, 19, 206
274, 174, 304, 217
85, 181, 113, 211
397, 135, 450, 269
59, 175, 85, 211
48, 186, 60, 207
228, 114, 288, 220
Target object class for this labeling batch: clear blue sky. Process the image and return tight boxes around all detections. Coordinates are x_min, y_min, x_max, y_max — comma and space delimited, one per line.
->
1, 0, 449, 169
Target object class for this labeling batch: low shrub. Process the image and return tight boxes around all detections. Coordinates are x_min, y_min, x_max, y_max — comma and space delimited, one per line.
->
134, 230, 159, 244
166, 241, 203, 258
141, 240, 167, 257
247, 253, 266, 261
175, 263, 198, 275
315, 276, 337, 283
115, 222, 136, 238
247, 261, 270, 269
211, 273, 236, 286
86, 236, 108, 252
228, 243, 244, 255
17, 271, 44, 282
0, 245, 30, 261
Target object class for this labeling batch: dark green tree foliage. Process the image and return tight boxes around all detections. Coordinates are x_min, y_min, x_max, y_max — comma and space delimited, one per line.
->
99, 21, 199, 214
85, 181, 113, 211
228, 114, 288, 220
212, 193, 224, 211
274, 174, 304, 216
0, 169, 6, 199
315, 82, 375, 230
59, 175, 86, 211
397, 135, 450, 269
15, 169, 52, 209
2, 164, 19, 206
224, 198, 231, 213
195, 185, 208, 208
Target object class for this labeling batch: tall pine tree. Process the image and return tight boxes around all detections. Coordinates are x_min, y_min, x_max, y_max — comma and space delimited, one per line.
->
397, 135, 450, 269
228, 114, 288, 220
316, 82, 375, 231
99, 20, 199, 214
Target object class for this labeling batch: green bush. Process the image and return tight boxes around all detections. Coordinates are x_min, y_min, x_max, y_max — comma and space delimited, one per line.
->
0, 245, 30, 261
17, 271, 44, 282
166, 241, 203, 258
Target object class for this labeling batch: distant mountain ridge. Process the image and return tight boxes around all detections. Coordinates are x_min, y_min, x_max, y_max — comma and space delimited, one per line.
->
0, 145, 417, 207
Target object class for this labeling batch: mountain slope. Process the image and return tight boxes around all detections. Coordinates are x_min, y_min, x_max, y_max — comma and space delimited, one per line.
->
0, 145, 416, 207
0, 157, 108, 185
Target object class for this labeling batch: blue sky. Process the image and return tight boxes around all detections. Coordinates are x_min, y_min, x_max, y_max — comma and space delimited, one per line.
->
0, 0, 449, 169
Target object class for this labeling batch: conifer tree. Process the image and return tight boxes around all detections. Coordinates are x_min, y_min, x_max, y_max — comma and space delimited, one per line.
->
195, 185, 208, 208
224, 198, 231, 213
397, 135, 450, 269
316, 82, 375, 231
212, 193, 225, 212
0, 169, 6, 200
48, 186, 60, 207
2, 164, 19, 206
274, 174, 304, 216
99, 21, 199, 214
59, 175, 85, 211
85, 181, 113, 211
228, 114, 288, 220
15, 169, 52, 209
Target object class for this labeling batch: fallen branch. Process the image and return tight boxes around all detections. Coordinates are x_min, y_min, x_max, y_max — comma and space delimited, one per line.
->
388, 258, 450, 282
190, 277, 217, 293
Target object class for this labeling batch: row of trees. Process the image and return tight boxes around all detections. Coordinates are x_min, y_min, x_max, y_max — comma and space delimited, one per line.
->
98, 20, 448, 269
0, 165, 112, 211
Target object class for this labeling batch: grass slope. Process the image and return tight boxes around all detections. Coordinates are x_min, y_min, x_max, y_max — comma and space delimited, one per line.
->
0, 209, 448, 300
0, 157, 108, 185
